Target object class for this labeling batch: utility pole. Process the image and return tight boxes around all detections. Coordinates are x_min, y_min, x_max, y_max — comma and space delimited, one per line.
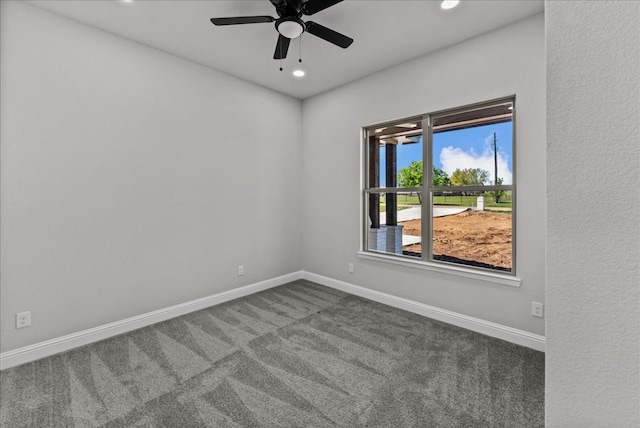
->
493, 132, 499, 203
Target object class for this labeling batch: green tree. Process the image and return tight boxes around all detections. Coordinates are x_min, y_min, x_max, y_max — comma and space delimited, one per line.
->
397, 160, 423, 188
450, 168, 490, 186
398, 162, 452, 202
398, 160, 423, 202
433, 167, 450, 187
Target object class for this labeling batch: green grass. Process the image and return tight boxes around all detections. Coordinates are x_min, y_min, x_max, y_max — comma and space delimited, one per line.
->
378, 193, 512, 209
384, 194, 421, 206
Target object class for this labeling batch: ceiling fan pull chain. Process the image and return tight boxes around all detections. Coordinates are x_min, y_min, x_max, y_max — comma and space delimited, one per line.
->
299, 36, 302, 63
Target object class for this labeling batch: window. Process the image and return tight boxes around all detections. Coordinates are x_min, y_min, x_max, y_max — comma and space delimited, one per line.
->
363, 98, 515, 274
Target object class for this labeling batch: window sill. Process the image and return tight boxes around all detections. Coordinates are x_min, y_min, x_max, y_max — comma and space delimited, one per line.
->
356, 251, 522, 288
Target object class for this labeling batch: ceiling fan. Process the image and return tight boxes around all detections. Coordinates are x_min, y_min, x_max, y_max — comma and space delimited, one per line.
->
210, 0, 353, 60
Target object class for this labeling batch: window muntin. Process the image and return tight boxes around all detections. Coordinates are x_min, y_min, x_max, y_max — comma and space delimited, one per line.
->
364, 98, 515, 274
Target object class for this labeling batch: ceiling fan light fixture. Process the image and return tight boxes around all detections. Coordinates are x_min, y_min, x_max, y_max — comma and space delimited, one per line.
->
277, 18, 304, 39
440, 0, 460, 10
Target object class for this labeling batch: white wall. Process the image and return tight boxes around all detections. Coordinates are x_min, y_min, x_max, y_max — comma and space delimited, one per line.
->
0, 1, 302, 353
301, 15, 546, 335
545, 1, 640, 425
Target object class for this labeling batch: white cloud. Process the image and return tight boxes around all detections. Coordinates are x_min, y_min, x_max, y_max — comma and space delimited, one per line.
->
439, 141, 512, 185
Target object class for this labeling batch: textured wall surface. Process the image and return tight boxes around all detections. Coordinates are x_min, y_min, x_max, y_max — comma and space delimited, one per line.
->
0, 2, 302, 353
546, 1, 640, 425
301, 15, 546, 335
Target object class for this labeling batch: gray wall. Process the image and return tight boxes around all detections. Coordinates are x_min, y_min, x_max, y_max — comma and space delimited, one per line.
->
546, 1, 640, 425
301, 14, 546, 335
0, 2, 302, 352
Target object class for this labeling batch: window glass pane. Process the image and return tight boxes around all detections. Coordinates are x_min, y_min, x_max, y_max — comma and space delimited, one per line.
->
432, 101, 513, 186
368, 121, 422, 188
397, 191, 422, 258
431, 191, 512, 272
367, 191, 422, 258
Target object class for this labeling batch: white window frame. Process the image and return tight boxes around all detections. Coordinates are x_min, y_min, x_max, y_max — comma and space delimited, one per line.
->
359, 97, 520, 287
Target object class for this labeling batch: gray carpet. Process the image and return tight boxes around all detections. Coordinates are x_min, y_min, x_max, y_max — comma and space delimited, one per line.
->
0, 280, 544, 427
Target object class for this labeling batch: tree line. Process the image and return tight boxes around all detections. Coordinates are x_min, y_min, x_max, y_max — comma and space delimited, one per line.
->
397, 160, 506, 203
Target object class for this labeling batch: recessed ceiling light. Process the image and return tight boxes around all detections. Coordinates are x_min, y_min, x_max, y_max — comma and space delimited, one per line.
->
440, 0, 460, 10
293, 69, 305, 78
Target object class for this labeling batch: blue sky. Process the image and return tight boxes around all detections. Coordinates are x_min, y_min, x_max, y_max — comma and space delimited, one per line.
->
378, 121, 513, 186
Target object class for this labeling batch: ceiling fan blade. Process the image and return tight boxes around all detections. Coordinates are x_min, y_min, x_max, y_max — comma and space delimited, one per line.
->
210, 16, 275, 26
303, 0, 343, 15
305, 21, 353, 48
273, 34, 291, 59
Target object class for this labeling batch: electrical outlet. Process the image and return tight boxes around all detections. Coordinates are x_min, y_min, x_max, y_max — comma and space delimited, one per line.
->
531, 302, 544, 318
238, 265, 244, 276
348, 263, 354, 273
16, 311, 31, 329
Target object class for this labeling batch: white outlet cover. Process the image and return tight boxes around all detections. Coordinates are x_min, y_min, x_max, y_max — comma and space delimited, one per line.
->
16, 311, 31, 328
531, 302, 544, 318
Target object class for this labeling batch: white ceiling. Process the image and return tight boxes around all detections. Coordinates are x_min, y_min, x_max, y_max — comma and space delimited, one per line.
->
28, 0, 544, 100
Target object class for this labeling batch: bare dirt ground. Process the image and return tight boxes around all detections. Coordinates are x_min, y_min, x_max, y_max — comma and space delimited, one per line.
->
401, 210, 512, 271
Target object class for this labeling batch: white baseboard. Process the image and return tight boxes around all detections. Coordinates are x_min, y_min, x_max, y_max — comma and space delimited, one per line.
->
1, 270, 544, 370
301, 271, 546, 352
0, 271, 303, 370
